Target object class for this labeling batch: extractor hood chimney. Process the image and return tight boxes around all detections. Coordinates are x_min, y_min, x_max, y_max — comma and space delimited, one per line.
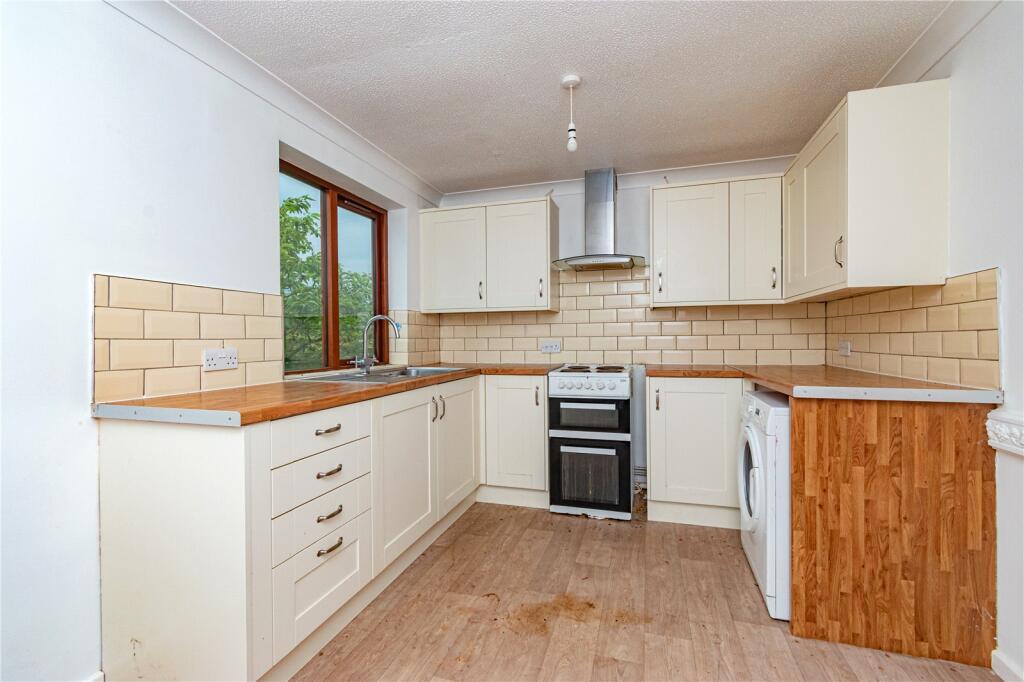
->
553, 168, 647, 271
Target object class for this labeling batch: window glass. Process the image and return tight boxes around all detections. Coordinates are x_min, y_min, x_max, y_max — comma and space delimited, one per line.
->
337, 205, 377, 360
279, 173, 324, 371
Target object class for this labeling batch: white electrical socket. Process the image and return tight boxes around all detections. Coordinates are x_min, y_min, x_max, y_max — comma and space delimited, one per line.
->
837, 340, 852, 357
203, 347, 239, 371
540, 340, 561, 353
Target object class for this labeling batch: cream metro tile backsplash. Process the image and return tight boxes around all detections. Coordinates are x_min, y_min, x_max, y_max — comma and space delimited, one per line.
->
825, 269, 1000, 389
435, 267, 827, 366
93, 275, 283, 402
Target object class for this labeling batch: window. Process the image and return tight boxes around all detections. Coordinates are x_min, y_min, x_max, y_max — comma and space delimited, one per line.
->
279, 161, 388, 373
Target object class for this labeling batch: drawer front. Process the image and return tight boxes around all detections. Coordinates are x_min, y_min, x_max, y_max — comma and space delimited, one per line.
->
271, 512, 371, 664
271, 437, 371, 517
270, 401, 371, 468
271, 474, 371, 567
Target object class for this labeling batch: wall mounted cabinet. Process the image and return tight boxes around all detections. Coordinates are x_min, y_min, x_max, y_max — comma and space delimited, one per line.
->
420, 198, 558, 313
783, 79, 949, 301
650, 177, 782, 307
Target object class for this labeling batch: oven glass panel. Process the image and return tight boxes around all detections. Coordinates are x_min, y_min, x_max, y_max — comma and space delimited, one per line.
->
559, 444, 620, 506
556, 400, 623, 430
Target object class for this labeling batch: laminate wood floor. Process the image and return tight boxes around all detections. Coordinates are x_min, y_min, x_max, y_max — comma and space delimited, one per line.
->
294, 503, 995, 682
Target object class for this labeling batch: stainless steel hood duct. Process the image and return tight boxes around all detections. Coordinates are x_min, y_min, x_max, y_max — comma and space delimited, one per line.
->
553, 168, 647, 270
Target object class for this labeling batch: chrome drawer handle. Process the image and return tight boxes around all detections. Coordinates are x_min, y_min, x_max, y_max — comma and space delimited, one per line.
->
658, 272, 663, 293
315, 424, 341, 436
439, 395, 447, 420
478, 281, 483, 300
315, 463, 343, 479
535, 386, 540, 406
316, 504, 343, 523
431, 396, 438, 422
316, 536, 344, 557
655, 388, 660, 411
771, 266, 778, 289
538, 278, 544, 298
834, 235, 844, 268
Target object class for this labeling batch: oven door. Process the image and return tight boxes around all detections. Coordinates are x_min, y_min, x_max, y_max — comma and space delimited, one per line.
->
548, 396, 630, 436
549, 437, 632, 515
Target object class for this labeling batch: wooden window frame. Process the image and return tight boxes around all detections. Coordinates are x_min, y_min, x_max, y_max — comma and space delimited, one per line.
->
280, 160, 389, 374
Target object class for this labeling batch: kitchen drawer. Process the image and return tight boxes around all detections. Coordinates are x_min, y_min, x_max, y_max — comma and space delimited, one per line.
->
270, 401, 371, 468
271, 511, 371, 664
271, 437, 370, 518
271, 474, 371, 567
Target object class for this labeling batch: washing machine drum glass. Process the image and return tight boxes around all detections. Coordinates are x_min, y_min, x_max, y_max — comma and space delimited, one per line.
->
737, 426, 764, 531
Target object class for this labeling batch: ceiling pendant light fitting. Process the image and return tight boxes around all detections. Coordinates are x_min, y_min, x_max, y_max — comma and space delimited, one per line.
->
561, 74, 581, 152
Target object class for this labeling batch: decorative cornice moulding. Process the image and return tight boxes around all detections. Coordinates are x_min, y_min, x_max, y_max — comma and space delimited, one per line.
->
987, 408, 1024, 457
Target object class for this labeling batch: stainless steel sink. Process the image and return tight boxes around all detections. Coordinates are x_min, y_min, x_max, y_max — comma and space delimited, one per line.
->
297, 366, 464, 384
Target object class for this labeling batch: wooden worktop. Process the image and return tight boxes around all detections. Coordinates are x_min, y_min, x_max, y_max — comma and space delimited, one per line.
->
93, 362, 1001, 427
93, 363, 554, 426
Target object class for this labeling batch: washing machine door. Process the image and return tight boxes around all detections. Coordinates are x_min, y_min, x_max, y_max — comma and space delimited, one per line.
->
736, 424, 765, 533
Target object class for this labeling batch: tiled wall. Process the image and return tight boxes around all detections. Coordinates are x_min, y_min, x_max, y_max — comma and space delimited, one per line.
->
93, 275, 283, 402
436, 267, 827, 365
826, 269, 1000, 389
388, 310, 440, 366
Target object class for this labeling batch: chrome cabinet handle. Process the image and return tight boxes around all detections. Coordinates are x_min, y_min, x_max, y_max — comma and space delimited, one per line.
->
316, 536, 344, 557
478, 281, 483, 300
834, 235, 844, 268
316, 504, 343, 523
439, 395, 447, 420
315, 463, 343, 479
655, 388, 660, 411
771, 266, 778, 289
535, 385, 540, 406
538, 278, 544, 298
658, 272, 663, 293
315, 423, 341, 436
431, 396, 438, 422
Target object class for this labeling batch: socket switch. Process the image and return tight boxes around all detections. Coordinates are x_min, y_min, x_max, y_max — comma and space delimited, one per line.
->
203, 347, 239, 371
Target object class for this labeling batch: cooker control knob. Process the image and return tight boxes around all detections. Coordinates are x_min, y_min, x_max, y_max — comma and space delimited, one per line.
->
575, 380, 583, 388
596, 381, 605, 389
558, 381, 565, 389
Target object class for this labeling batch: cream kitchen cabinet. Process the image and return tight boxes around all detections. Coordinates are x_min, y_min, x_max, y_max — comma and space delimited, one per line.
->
650, 177, 782, 306
372, 377, 480, 573
420, 198, 558, 313
646, 377, 742, 528
783, 79, 949, 300
484, 375, 547, 491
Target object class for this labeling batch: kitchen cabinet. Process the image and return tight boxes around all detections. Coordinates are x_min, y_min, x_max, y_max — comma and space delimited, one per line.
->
420, 198, 558, 313
783, 79, 949, 300
650, 177, 782, 306
419, 206, 488, 311
372, 377, 480, 572
435, 377, 481, 518
646, 378, 742, 527
730, 178, 783, 301
651, 182, 730, 305
484, 375, 547, 491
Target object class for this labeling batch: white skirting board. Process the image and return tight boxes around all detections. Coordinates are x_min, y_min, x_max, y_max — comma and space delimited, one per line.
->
474, 484, 549, 509
257, 494, 477, 681
646, 500, 739, 529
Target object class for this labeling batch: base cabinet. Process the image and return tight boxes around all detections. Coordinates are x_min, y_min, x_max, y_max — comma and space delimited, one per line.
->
484, 375, 547, 491
647, 378, 742, 519
372, 377, 481, 574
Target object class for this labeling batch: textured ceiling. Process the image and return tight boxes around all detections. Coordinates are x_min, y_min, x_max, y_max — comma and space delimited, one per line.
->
174, 1, 945, 193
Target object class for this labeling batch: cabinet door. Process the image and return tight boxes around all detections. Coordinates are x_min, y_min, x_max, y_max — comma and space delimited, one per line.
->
730, 178, 782, 301
372, 387, 438, 573
651, 183, 729, 304
485, 201, 549, 308
647, 378, 741, 507
435, 379, 480, 518
420, 207, 487, 311
784, 108, 847, 297
485, 376, 547, 490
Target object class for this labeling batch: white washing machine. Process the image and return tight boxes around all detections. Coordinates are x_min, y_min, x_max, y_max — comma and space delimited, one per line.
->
737, 390, 791, 621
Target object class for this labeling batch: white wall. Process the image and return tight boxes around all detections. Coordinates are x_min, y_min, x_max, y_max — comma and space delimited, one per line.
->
920, 3, 1023, 678
0, 2, 438, 679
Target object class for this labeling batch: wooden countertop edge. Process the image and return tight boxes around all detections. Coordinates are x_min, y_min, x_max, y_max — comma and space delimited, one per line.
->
94, 363, 1002, 427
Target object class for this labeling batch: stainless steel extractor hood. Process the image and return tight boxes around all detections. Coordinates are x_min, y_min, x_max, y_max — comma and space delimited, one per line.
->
553, 168, 647, 271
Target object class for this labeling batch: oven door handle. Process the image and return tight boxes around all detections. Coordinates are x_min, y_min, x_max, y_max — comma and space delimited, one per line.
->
559, 445, 618, 457
558, 402, 618, 410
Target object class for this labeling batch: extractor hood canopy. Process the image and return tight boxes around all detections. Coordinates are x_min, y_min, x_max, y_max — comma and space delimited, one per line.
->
553, 168, 647, 271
